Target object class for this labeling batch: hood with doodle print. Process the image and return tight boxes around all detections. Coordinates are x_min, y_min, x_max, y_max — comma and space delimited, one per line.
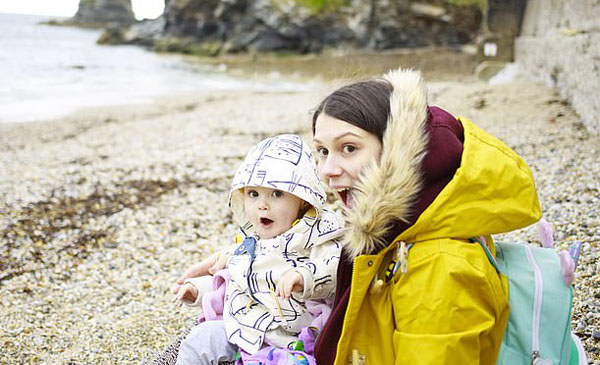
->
229, 134, 327, 233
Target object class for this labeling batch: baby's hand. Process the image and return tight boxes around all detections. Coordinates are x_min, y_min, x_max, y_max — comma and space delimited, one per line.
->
275, 271, 304, 299
173, 282, 199, 307
172, 252, 228, 295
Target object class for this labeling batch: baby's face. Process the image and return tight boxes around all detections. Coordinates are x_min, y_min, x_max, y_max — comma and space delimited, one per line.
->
243, 186, 304, 239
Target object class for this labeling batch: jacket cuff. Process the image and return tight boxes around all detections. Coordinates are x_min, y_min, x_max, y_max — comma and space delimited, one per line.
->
293, 267, 314, 299
183, 276, 213, 307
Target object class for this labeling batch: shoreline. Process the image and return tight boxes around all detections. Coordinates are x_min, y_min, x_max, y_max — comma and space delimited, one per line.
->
1, 76, 598, 363
0, 73, 321, 126
1, 44, 478, 126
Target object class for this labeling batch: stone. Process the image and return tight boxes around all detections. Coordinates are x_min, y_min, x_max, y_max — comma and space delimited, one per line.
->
122, 16, 167, 46
475, 61, 508, 81
97, 25, 127, 45
112, 0, 482, 54
515, 0, 600, 138
74, 0, 135, 25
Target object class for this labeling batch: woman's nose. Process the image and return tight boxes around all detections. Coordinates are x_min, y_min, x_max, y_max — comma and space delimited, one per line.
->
320, 154, 342, 178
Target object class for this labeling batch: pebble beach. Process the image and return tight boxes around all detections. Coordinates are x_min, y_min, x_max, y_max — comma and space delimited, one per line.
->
1, 74, 598, 363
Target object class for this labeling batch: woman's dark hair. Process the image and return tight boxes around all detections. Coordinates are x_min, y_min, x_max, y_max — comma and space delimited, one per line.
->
312, 79, 393, 142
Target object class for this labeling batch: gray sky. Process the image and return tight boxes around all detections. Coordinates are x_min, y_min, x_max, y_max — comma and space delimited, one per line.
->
0, 0, 165, 20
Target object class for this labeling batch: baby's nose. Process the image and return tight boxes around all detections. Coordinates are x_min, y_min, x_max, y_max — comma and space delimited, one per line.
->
258, 199, 269, 210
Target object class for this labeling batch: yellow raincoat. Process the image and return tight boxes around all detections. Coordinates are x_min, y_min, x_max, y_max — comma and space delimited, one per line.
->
334, 70, 541, 364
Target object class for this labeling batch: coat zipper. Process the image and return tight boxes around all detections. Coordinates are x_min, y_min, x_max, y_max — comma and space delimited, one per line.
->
524, 245, 544, 363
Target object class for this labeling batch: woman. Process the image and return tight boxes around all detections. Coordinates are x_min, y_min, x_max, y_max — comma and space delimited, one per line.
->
310, 68, 540, 364
157, 68, 541, 364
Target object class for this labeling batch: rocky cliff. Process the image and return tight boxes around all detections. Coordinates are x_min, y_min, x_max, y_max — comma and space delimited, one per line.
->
111, 0, 481, 54
74, 0, 135, 25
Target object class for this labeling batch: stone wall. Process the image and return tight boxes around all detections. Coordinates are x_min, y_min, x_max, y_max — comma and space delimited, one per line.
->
515, 0, 600, 137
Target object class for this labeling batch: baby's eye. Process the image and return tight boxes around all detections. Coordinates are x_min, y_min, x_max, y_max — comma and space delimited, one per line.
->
247, 190, 259, 198
342, 145, 356, 154
272, 190, 284, 198
316, 147, 329, 157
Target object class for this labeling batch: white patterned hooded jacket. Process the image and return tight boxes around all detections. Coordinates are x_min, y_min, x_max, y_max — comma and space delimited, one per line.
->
224, 134, 345, 354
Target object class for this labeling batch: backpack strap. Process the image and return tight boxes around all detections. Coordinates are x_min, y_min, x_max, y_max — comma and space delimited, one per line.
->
470, 236, 500, 273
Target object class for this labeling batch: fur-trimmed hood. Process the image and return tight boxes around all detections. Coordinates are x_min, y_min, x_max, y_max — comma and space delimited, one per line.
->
343, 69, 541, 258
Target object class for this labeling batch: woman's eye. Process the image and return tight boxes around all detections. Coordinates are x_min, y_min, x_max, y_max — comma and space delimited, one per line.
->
316, 147, 328, 157
248, 190, 258, 198
342, 145, 356, 153
272, 190, 283, 198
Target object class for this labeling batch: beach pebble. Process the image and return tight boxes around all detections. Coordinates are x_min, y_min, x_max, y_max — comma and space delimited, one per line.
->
1, 79, 598, 363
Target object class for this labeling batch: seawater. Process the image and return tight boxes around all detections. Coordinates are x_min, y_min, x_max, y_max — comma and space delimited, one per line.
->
0, 13, 311, 123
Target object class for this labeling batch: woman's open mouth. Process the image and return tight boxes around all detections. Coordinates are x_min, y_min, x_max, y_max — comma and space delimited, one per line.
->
336, 188, 355, 210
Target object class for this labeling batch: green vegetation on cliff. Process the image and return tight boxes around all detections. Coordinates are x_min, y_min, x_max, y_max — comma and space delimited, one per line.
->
153, 38, 222, 57
449, 0, 486, 10
288, 0, 348, 14
291, 0, 486, 12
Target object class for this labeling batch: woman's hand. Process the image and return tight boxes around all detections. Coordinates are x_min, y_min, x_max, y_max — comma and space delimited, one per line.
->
275, 271, 304, 299
172, 252, 228, 295
173, 282, 199, 307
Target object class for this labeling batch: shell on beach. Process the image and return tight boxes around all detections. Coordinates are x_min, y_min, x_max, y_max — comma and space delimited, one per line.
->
1, 80, 599, 363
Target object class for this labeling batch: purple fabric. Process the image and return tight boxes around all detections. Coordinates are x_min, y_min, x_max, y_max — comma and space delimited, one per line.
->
305, 299, 332, 333
237, 327, 318, 365
297, 326, 318, 356
559, 251, 575, 286
238, 347, 315, 365
197, 269, 231, 323
236, 299, 332, 364
538, 218, 554, 248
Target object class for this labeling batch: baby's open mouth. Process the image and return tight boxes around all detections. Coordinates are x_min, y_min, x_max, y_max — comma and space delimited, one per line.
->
260, 217, 274, 226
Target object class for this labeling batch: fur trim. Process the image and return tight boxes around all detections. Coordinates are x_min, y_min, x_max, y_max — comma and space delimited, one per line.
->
343, 69, 429, 258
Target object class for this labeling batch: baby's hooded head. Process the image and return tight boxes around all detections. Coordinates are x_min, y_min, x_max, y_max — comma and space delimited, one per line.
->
229, 134, 326, 239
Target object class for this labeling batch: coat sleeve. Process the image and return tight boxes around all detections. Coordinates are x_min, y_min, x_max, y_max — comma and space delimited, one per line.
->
294, 235, 342, 300
391, 243, 509, 365
293, 210, 345, 300
182, 276, 214, 307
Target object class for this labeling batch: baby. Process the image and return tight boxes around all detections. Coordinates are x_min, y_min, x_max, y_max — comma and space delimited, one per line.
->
174, 134, 345, 364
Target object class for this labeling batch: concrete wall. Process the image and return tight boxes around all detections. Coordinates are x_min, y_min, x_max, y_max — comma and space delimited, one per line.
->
515, 0, 600, 137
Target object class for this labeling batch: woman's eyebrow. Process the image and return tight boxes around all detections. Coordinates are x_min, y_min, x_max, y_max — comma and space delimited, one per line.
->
314, 131, 361, 144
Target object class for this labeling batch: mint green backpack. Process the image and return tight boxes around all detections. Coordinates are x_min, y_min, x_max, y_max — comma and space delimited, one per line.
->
472, 223, 588, 365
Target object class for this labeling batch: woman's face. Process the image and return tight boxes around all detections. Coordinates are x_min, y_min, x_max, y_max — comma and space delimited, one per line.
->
313, 113, 382, 211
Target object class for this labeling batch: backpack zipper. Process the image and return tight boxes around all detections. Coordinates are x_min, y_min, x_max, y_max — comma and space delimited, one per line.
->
571, 332, 588, 365
524, 245, 544, 363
